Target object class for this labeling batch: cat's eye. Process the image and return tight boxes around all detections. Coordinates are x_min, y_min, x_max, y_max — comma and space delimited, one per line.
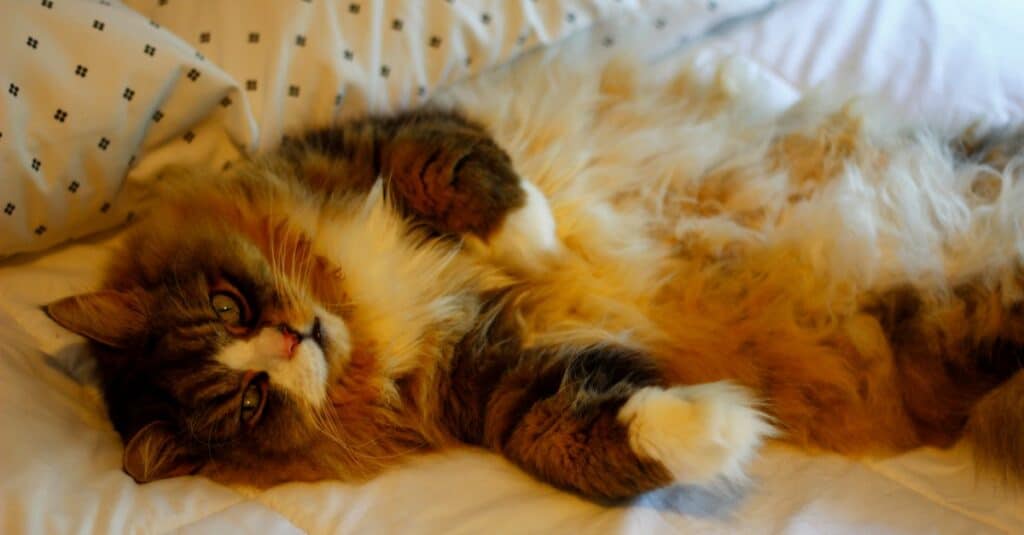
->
211, 292, 245, 326
240, 378, 266, 425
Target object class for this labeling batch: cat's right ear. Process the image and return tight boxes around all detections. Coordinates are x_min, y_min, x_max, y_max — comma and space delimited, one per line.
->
44, 289, 149, 349
122, 421, 203, 483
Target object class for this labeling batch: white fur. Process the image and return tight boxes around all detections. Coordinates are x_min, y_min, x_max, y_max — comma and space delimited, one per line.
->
617, 383, 774, 486
485, 179, 561, 273
316, 183, 485, 379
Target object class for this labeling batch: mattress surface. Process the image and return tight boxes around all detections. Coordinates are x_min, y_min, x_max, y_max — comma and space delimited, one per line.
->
2, 1, 1024, 533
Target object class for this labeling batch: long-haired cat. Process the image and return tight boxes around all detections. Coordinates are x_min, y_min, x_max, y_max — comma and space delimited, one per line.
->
45, 56, 1024, 503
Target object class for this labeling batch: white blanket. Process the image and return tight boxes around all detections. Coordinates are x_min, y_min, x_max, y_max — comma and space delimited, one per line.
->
2, 1, 1024, 533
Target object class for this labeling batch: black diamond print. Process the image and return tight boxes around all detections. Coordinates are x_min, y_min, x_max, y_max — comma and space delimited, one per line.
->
187, 68, 200, 81
200, 32, 210, 43
152, 110, 163, 122
602, 36, 615, 47
144, 44, 156, 56
98, 137, 110, 150
481, 13, 491, 24
93, 20, 105, 31
68, 181, 79, 193
54, 109, 67, 122
3, 203, 14, 216
27, 37, 38, 49
288, 85, 300, 97
220, 96, 232, 107
654, 17, 666, 29
31, 158, 41, 171
75, 65, 88, 77
41, 0, 53, 8
343, 49, 353, 60
429, 36, 442, 48
248, 32, 260, 43
8, 84, 19, 97
195, 51, 205, 61
183, 131, 195, 143
295, 35, 306, 46
348, 3, 360, 14
100, 202, 111, 213
380, 65, 390, 77
34, 225, 47, 236
392, 19, 402, 30
246, 79, 257, 91
123, 87, 135, 100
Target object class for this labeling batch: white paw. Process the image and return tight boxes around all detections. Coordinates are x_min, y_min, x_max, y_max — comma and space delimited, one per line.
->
486, 179, 560, 272
617, 382, 774, 486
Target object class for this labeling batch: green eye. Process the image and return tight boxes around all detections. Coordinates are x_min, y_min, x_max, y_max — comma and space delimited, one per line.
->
211, 293, 243, 326
240, 382, 263, 424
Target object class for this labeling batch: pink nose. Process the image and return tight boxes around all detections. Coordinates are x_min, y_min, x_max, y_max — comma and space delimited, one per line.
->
277, 324, 301, 360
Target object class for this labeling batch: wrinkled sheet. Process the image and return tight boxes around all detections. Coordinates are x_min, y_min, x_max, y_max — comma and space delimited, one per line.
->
2, 0, 1024, 533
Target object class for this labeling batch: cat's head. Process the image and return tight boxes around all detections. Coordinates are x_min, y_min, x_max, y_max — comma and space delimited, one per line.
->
45, 168, 483, 486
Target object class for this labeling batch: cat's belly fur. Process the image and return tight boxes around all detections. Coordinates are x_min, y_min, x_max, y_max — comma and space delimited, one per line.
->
455, 60, 1024, 457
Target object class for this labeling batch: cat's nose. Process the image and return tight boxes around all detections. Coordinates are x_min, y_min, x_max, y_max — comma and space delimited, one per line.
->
277, 323, 301, 360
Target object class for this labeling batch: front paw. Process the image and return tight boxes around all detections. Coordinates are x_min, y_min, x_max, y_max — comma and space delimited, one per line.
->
385, 127, 526, 238
483, 179, 560, 272
617, 382, 775, 486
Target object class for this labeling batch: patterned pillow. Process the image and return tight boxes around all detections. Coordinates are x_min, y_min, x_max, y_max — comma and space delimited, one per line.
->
0, 0, 775, 257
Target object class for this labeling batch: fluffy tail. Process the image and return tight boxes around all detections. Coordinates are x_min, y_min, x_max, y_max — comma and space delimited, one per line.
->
967, 369, 1024, 485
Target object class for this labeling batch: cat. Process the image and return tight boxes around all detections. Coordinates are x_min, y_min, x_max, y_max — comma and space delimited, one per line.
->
44, 58, 1024, 503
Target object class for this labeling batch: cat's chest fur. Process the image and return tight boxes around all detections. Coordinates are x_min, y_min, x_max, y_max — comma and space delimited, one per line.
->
307, 184, 508, 380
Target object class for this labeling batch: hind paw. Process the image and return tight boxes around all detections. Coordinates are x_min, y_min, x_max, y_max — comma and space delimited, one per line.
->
617, 382, 774, 485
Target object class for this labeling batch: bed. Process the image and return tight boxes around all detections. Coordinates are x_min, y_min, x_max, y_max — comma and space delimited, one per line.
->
2, 0, 1023, 533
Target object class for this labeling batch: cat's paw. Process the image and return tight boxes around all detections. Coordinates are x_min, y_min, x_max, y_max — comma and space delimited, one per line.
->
617, 382, 774, 486
486, 179, 560, 271
385, 126, 525, 238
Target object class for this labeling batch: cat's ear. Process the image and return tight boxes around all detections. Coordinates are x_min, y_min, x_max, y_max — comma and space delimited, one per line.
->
122, 421, 203, 483
44, 289, 149, 349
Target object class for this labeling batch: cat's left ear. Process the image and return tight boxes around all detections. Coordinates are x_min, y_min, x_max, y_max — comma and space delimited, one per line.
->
122, 421, 203, 483
44, 289, 149, 349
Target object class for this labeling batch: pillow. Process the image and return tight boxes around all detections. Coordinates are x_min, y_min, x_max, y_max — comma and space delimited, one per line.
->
0, 0, 251, 257
0, 0, 776, 257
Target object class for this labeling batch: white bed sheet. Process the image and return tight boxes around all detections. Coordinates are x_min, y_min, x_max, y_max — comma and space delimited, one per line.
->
3, 1, 1024, 533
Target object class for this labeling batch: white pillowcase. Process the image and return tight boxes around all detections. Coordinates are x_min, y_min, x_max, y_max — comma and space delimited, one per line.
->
1, 0, 250, 257
0, 0, 774, 257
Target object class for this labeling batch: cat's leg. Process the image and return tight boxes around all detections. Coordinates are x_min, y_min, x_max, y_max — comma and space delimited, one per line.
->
293, 111, 558, 260
374, 111, 561, 271
444, 343, 773, 501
